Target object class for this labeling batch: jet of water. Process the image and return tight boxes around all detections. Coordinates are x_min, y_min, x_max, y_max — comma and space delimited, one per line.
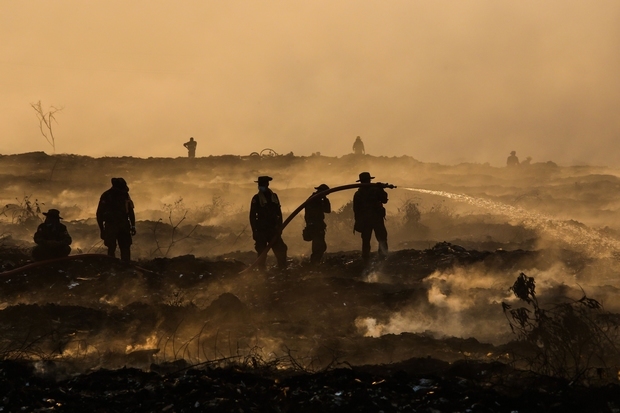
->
404, 187, 620, 258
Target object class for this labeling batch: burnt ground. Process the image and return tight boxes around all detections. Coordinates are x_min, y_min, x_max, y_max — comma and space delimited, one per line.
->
1, 153, 620, 411
1, 243, 620, 412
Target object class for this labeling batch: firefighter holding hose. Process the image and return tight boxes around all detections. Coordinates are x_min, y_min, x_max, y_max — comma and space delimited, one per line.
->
353, 172, 389, 264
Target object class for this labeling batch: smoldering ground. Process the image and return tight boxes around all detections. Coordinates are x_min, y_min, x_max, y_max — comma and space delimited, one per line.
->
1, 153, 620, 378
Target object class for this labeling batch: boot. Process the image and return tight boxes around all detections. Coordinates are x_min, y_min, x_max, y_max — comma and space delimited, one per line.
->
120, 247, 131, 264
378, 241, 389, 258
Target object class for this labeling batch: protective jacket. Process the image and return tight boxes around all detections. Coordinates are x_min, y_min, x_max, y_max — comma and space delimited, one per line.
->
249, 189, 283, 234
353, 186, 388, 230
304, 193, 331, 230
96, 187, 136, 232
34, 222, 72, 247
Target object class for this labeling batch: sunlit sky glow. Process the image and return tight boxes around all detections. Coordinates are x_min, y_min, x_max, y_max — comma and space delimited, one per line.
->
2, 1, 619, 166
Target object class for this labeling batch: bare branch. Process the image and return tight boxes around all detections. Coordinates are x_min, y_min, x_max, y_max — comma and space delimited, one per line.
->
30, 100, 63, 153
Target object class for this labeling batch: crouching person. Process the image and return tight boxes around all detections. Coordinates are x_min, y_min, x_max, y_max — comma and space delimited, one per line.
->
32, 209, 72, 261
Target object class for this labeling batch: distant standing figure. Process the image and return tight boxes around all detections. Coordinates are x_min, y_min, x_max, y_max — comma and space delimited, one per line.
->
353, 172, 388, 264
184, 137, 197, 158
352, 136, 365, 155
303, 184, 331, 265
97, 177, 136, 263
32, 209, 72, 261
507, 151, 520, 167
249, 176, 288, 270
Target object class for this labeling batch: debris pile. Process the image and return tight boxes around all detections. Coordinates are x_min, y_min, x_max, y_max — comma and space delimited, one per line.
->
2, 359, 620, 412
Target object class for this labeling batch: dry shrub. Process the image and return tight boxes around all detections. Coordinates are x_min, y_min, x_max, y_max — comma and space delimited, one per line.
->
503, 273, 620, 383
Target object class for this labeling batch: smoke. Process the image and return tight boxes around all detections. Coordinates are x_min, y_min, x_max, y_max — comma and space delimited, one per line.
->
2, 1, 620, 166
2, 154, 620, 262
4, 151, 620, 375
354, 259, 602, 345
356, 265, 512, 344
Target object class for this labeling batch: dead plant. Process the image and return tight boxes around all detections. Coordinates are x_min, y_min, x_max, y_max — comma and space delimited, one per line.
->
325, 200, 355, 233
502, 272, 620, 383
398, 198, 421, 227
2, 195, 43, 224
149, 198, 198, 257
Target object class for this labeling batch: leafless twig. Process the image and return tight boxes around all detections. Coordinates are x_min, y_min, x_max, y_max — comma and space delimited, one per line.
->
30, 100, 62, 153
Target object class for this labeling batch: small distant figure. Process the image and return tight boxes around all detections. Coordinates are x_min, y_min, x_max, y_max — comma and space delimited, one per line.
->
353, 172, 389, 264
352, 136, 365, 155
507, 151, 520, 167
32, 209, 72, 261
249, 176, 288, 270
521, 156, 532, 166
97, 177, 136, 263
184, 137, 197, 158
303, 184, 331, 265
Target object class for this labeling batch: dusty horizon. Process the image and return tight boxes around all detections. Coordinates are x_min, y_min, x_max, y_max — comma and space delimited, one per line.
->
2, 1, 619, 167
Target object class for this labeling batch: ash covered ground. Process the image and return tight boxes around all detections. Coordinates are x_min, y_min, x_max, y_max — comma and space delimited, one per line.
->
1, 152, 620, 411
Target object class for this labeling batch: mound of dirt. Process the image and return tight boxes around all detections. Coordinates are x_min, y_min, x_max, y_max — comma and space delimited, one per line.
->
0, 239, 619, 410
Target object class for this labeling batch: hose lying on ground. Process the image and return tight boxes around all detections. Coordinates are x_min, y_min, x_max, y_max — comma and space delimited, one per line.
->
0, 253, 159, 277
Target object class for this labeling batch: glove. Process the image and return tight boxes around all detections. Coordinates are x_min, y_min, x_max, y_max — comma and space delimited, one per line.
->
130, 226, 137, 236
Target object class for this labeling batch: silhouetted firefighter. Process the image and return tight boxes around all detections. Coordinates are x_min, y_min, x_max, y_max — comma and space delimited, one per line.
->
352, 136, 365, 155
184, 137, 197, 158
507, 150, 520, 167
32, 209, 72, 261
97, 177, 136, 263
353, 172, 388, 264
249, 176, 288, 270
303, 183, 331, 265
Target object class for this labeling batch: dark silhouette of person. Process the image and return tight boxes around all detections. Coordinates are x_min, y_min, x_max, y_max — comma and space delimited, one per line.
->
303, 184, 331, 265
352, 136, 365, 155
32, 209, 72, 261
507, 151, 520, 167
521, 156, 532, 166
249, 176, 288, 270
184, 137, 197, 158
97, 177, 136, 263
353, 172, 388, 264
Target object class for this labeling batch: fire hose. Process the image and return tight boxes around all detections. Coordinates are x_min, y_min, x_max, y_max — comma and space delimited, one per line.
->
240, 182, 397, 274
0, 183, 397, 277
0, 253, 159, 277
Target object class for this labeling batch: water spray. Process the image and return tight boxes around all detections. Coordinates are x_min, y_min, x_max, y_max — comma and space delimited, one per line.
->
240, 182, 397, 273
404, 187, 620, 257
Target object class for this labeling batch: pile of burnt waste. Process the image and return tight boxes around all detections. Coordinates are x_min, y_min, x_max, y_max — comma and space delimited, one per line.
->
1, 242, 618, 411
2, 358, 620, 412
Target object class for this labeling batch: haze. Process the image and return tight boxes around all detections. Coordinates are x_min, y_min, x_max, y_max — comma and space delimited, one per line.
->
2, 1, 619, 166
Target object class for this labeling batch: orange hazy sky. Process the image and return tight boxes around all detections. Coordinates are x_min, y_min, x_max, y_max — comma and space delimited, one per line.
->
1, 1, 619, 166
